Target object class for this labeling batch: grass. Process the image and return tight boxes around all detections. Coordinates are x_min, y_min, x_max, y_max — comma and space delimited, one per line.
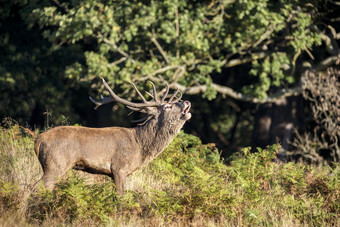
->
0, 124, 339, 226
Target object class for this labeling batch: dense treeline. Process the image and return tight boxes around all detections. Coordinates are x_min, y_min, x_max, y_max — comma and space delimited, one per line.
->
0, 1, 339, 159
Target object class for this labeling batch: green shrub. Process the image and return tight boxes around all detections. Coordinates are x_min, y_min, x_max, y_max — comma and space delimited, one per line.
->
28, 174, 117, 224
0, 126, 339, 226
0, 180, 20, 215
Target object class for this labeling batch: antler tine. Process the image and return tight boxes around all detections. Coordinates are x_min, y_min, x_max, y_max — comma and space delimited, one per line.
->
126, 106, 148, 113
89, 95, 114, 110
149, 81, 160, 103
131, 115, 153, 123
176, 90, 183, 101
168, 89, 182, 103
173, 90, 182, 103
100, 78, 159, 108
145, 91, 154, 99
130, 82, 148, 103
160, 83, 169, 104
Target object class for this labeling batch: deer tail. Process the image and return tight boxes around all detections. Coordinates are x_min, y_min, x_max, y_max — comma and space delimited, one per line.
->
34, 137, 41, 157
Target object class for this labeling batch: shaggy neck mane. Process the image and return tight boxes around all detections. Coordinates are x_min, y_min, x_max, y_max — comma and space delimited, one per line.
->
135, 117, 180, 162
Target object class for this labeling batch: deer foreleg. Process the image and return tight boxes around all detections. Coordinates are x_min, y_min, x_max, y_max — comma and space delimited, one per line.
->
112, 169, 127, 196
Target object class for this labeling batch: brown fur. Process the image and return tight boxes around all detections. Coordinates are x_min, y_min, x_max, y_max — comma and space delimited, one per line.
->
35, 101, 191, 195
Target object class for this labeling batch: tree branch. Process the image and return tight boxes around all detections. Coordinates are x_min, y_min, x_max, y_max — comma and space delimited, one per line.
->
252, 23, 276, 48
170, 82, 303, 104
311, 25, 339, 55
313, 50, 340, 72
108, 57, 127, 66
134, 65, 185, 84
171, 47, 339, 103
329, 0, 340, 6
221, 51, 270, 68
146, 65, 182, 78
97, 33, 136, 64
335, 33, 340, 39
151, 37, 170, 64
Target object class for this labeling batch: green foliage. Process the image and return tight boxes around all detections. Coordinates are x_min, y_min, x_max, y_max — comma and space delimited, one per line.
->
29, 175, 117, 224
0, 126, 339, 225
19, 0, 322, 98
0, 1, 85, 125
0, 180, 20, 213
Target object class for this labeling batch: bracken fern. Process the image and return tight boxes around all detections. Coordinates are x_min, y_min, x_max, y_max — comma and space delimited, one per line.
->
0, 125, 339, 226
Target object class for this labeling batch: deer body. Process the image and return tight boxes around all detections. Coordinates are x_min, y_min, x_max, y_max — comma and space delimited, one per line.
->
35, 79, 191, 195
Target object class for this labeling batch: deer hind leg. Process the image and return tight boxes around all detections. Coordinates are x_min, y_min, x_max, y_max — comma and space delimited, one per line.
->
40, 170, 63, 190
38, 159, 74, 190
32, 170, 62, 191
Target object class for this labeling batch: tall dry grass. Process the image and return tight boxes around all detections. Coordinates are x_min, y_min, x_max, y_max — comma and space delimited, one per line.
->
0, 123, 42, 187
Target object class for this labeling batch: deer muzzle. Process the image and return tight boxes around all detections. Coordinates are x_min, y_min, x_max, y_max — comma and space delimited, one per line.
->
181, 101, 192, 120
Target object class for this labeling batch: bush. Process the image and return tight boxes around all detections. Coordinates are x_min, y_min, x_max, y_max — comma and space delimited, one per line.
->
0, 125, 339, 226
290, 68, 340, 163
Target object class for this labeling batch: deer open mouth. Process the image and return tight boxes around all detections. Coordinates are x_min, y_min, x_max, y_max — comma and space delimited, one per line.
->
182, 101, 191, 115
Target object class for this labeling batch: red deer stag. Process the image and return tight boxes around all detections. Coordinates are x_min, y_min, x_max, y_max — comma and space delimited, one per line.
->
34, 79, 191, 195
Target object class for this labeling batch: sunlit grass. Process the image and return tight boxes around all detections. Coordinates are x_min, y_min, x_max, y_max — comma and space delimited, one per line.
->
0, 124, 339, 226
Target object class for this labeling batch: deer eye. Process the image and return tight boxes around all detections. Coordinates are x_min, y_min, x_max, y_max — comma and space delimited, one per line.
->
164, 104, 173, 110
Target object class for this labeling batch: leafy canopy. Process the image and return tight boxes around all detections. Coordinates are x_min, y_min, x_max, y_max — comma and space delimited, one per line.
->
27, 0, 321, 99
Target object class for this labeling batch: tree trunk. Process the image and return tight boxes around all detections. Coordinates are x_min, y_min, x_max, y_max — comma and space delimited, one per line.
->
252, 95, 305, 161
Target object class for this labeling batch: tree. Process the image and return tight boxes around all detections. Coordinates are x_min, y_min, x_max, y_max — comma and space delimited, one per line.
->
26, 0, 337, 97
1, 0, 339, 158
0, 0, 86, 126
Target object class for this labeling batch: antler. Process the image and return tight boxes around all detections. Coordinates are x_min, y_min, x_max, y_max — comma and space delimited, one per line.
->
168, 89, 182, 103
89, 79, 159, 109
90, 78, 182, 123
